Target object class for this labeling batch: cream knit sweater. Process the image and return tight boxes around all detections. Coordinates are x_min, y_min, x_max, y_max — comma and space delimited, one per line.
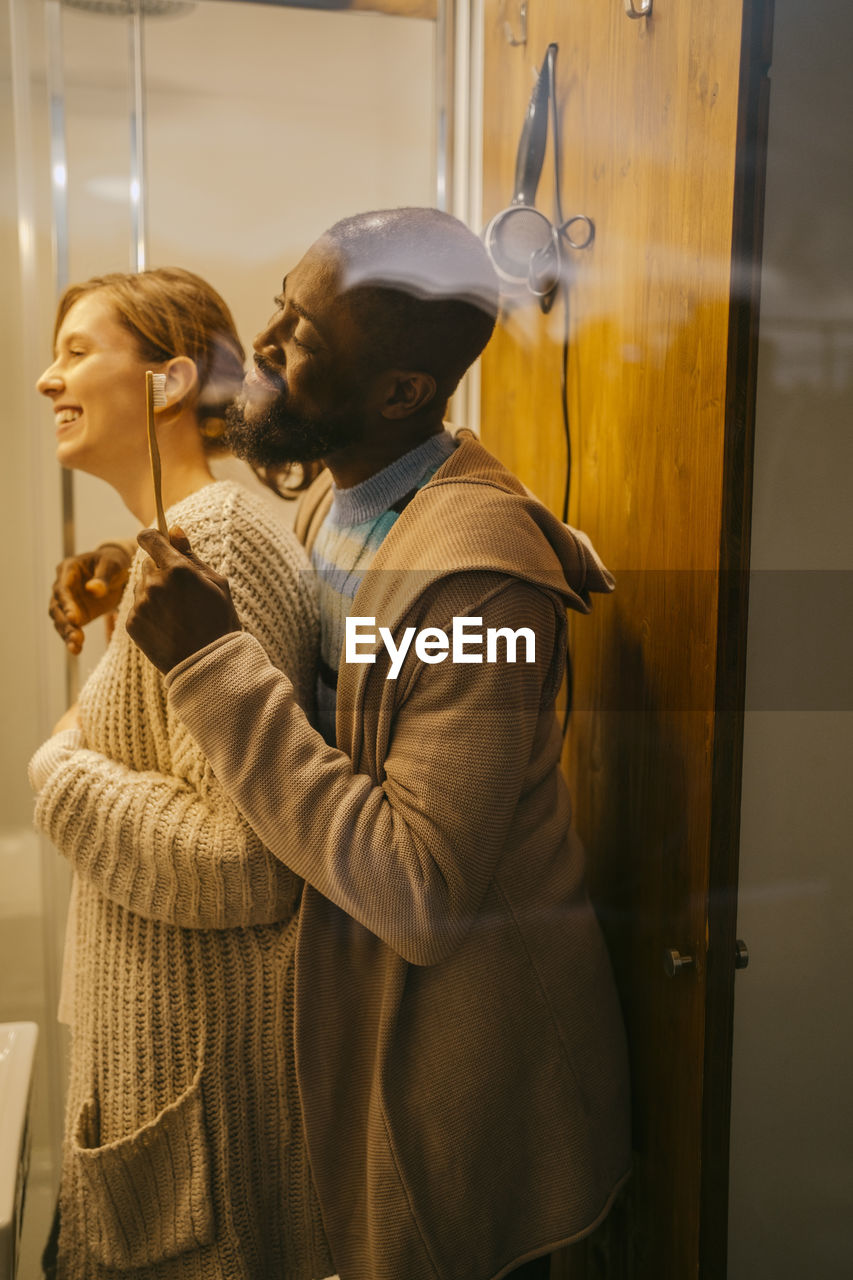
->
29, 481, 335, 1280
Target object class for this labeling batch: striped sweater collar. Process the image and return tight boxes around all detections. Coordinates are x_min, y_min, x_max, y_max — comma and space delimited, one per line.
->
329, 430, 456, 526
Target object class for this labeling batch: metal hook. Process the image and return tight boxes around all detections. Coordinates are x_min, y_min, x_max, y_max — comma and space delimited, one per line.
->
560, 215, 595, 251
503, 0, 527, 47
624, 0, 652, 18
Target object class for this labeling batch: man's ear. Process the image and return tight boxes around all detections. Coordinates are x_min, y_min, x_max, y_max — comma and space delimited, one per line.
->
377, 370, 437, 421
157, 356, 199, 415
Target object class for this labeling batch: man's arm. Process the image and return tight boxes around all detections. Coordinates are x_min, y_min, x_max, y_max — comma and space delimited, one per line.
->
165, 578, 562, 965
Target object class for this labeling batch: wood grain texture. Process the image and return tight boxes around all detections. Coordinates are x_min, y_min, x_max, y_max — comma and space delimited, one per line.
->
480, 3, 759, 1276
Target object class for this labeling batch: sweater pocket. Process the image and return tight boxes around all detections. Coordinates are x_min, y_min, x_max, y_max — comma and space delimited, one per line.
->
70, 1058, 215, 1269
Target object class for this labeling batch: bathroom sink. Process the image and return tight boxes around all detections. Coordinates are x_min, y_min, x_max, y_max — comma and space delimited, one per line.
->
0, 1023, 38, 1280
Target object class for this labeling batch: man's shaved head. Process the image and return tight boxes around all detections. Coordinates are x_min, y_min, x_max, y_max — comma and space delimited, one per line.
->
226, 208, 501, 490
324, 208, 500, 400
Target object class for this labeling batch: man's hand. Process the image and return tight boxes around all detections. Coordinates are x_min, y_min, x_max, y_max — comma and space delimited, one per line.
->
49, 541, 134, 654
127, 525, 241, 674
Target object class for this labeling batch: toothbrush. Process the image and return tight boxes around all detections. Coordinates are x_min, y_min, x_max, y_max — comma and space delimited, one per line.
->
145, 371, 168, 535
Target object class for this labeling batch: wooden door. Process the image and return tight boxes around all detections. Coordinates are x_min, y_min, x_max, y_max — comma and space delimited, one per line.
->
479, 2, 773, 1276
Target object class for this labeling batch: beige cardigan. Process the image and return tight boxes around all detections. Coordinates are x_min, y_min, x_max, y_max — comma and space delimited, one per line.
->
167, 437, 632, 1280
31, 482, 333, 1280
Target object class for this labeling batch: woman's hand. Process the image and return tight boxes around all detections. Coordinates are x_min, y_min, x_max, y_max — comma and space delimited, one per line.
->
52, 702, 80, 736
49, 541, 135, 654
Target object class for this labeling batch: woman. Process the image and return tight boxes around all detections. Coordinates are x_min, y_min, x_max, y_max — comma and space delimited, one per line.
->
28, 269, 335, 1280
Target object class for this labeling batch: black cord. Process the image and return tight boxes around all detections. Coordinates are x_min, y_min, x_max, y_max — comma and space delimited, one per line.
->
546, 45, 575, 737
559, 282, 571, 525
546, 46, 572, 525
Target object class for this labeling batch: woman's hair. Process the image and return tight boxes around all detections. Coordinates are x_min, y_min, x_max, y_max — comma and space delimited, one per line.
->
53, 266, 245, 455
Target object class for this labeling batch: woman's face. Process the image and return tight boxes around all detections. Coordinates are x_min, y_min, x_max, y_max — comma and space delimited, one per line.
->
36, 291, 153, 478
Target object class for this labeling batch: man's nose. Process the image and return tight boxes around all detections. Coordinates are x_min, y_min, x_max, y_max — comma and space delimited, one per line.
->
253, 318, 285, 366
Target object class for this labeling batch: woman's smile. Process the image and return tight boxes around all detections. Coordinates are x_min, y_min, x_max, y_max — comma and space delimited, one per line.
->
54, 405, 83, 435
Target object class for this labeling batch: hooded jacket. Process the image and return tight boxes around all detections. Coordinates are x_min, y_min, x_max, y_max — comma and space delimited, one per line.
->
166, 434, 632, 1280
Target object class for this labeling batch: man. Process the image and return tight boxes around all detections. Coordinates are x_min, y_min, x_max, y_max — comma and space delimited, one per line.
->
51, 209, 630, 1280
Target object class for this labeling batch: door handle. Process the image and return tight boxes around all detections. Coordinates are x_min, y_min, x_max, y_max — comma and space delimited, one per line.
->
663, 942, 749, 977
663, 948, 693, 977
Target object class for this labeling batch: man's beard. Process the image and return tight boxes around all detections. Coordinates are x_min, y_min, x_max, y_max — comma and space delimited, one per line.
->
224, 384, 362, 469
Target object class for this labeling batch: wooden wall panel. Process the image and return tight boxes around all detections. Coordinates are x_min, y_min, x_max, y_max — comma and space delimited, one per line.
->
480, 2, 753, 1276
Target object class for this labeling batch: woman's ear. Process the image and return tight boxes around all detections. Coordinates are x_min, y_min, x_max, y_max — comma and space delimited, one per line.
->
158, 356, 199, 414
377, 370, 437, 421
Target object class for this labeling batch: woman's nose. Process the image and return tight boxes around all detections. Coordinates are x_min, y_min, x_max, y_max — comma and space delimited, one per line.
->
36, 365, 62, 396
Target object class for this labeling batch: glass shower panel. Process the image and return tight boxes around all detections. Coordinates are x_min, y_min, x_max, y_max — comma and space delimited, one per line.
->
143, 0, 437, 347
5, 6, 440, 1270
56, 0, 438, 687
52, 3, 144, 687
56, 5, 136, 281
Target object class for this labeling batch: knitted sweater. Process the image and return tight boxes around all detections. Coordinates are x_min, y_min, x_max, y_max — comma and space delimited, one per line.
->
29, 481, 335, 1280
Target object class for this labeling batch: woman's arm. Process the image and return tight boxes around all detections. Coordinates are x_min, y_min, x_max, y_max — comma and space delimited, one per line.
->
31, 488, 319, 929
30, 736, 302, 928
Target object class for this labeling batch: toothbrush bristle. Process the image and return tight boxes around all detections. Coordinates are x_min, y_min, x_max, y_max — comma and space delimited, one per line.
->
150, 372, 167, 407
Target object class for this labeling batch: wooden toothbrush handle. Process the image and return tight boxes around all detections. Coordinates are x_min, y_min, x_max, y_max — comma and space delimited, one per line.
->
145, 371, 168, 535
